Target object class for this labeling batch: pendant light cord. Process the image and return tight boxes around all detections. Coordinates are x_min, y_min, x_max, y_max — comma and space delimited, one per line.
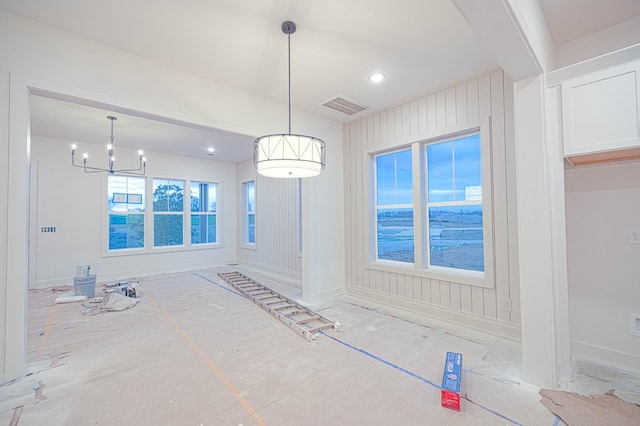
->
287, 31, 291, 134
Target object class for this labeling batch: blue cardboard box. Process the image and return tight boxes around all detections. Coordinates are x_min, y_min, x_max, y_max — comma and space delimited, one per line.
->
441, 351, 463, 410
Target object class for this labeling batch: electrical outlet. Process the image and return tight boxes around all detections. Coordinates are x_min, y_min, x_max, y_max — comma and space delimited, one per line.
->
628, 229, 640, 245
501, 298, 512, 312
630, 313, 640, 337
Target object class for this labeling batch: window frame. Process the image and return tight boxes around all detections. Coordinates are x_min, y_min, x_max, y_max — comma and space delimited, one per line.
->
152, 178, 186, 248
241, 180, 256, 249
190, 180, 219, 246
373, 147, 415, 265
424, 132, 484, 274
106, 174, 147, 252
365, 119, 495, 289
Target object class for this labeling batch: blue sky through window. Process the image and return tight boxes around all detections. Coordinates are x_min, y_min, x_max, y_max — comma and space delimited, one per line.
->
376, 149, 412, 205
428, 134, 481, 202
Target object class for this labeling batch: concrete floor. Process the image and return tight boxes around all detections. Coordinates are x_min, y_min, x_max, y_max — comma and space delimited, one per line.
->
1, 268, 639, 425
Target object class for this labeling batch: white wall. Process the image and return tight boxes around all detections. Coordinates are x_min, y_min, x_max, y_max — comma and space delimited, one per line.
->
556, 17, 640, 69
565, 161, 640, 372
343, 69, 521, 339
0, 70, 10, 382
31, 136, 238, 287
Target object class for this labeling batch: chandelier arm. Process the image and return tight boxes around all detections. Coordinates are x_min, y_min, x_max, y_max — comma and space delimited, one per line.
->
69, 115, 147, 175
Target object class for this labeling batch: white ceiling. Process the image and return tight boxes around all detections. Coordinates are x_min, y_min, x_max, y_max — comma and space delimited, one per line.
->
2, 0, 640, 162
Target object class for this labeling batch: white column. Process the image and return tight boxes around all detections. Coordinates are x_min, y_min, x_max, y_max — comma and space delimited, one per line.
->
513, 75, 559, 387
301, 141, 345, 304
2, 73, 30, 383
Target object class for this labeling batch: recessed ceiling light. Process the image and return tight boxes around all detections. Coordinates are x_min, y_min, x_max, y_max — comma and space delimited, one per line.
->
369, 72, 385, 83
208, 147, 215, 156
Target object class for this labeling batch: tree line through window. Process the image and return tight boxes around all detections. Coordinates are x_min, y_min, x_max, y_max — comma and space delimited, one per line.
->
107, 176, 218, 250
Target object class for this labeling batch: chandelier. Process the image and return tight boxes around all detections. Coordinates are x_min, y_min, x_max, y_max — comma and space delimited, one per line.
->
254, 21, 326, 178
71, 115, 146, 175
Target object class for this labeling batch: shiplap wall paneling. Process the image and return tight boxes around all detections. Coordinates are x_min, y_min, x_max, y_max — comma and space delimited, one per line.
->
450, 283, 461, 311
504, 78, 520, 325
344, 125, 354, 288
236, 159, 301, 277
342, 69, 520, 339
490, 70, 509, 322
461, 285, 473, 313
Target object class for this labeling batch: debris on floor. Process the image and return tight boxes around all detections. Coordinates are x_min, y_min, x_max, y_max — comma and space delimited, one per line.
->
104, 280, 141, 298
540, 388, 640, 425
32, 381, 47, 404
82, 292, 139, 315
54, 292, 87, 304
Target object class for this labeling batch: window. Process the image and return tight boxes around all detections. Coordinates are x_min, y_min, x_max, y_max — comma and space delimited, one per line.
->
153, 179, 184, 247
190, 181, 217, 244
107, 175, 145, 250
298, 178, 302, 253
375, 149, 413, 263
243, 180, 256, 245
426, 134, 483, 272
371, 130, 487, 277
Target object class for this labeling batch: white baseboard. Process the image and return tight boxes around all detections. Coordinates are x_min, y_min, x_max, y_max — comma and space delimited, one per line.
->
346, 284, 521, 341
571, 340, 640, 376
33, 260, 237, 289
234, 261, 302, 287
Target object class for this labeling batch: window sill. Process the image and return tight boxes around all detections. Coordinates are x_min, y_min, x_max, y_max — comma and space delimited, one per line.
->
104, 243, 223, 257
366, 261, 492, 289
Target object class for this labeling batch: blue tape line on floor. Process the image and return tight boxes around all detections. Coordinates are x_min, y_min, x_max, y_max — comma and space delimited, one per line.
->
192, 272, 244, 297
321, 331, 524, 426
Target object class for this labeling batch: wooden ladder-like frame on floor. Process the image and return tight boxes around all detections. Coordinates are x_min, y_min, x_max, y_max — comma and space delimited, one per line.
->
218, 271, 342, 341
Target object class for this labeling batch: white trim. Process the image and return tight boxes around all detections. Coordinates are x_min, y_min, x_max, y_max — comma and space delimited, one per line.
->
347, 285, 521, 341
571, 341, 640, 375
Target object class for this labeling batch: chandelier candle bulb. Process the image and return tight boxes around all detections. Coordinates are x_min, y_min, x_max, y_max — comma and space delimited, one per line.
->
70, 115, 147, 175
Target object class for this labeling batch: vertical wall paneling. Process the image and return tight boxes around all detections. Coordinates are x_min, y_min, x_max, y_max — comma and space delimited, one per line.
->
430, 280, 440, 304
397, 274, 406, 297
344, 126, 353, 286
468, 78, 480, 121
472, 286, 484, 315
352, 123, 361, 286
436, 90, 447, 129
402, 103, 412, 139
456, 82, 468, 124
445, 86, 457, 127
418, 97, 428, 135
450, 283, 461, 311
236, 158, 302, 280
390, 272, 398, 295
504, 77, 520, 325
412, 275, 422, 301
427, 94, 437, 131
461, 285, 473, 313
491, 70, 510, 321
478, 74, 492, 118
421, 277, 431, 303
440, 281, 451, 307
393, 106, 402, 141
343, 69, 520, 340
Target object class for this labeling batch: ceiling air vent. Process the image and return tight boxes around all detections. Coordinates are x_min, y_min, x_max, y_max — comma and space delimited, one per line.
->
322, 96, 368, 116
